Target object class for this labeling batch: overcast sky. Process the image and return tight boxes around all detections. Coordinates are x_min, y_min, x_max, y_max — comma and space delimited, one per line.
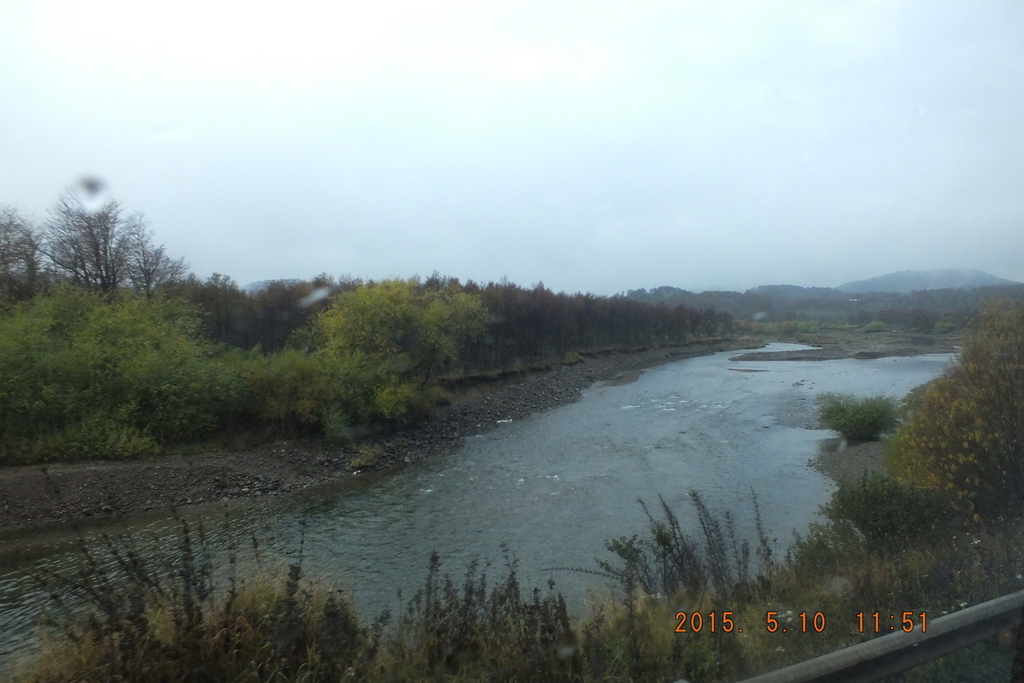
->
2, 1, 1023, 294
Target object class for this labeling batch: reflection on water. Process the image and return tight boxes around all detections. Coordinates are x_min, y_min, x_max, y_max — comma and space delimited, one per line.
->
0, 344, 954, 672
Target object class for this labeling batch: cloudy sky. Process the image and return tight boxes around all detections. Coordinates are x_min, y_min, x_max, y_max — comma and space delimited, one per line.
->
2, 0, 1022, 294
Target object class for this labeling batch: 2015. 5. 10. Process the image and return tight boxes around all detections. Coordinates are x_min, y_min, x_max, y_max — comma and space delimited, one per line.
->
674, 611, 829, 634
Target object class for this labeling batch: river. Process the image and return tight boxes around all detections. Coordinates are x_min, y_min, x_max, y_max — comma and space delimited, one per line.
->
0, 343, 955, 673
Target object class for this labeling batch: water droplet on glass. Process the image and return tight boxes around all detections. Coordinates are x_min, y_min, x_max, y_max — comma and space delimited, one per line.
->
298, 287, 331, 308
75, 176, 109, 213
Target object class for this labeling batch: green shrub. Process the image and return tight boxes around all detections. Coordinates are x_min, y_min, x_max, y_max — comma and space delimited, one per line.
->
862, 320, 886, 333
823, 472, 949, 550
815, 392, 899, 440
0, 286, 471, 462
29, 415, 160, 462
224, 348, 353, 436
932, 319, 957, 335
0, 289, 241, 463
349, 444, 384, 469
321, 403, 355, 446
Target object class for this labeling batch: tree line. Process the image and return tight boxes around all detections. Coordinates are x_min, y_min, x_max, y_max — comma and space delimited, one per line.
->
0, 190, 733, 463
2, 190, 731, 365
160, 273, 731, 368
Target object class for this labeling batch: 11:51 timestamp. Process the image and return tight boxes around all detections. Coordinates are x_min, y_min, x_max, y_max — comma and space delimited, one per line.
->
857, 611, 927, 633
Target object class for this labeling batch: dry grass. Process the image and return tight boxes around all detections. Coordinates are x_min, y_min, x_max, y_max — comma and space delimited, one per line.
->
15, 485, 1024, 682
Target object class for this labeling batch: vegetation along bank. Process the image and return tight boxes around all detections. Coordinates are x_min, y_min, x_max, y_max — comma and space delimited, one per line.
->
13, 299, 1024, 682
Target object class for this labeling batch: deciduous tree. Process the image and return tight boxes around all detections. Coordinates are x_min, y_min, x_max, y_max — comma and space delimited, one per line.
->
315, 278, 488, 422
41, 189, 186, 297
0, 206, 41, 302
124, 214, 188, 297
42, 191, 131, 294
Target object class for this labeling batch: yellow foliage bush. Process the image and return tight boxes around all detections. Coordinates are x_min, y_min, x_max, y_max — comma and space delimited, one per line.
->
889, 300, 1024, 522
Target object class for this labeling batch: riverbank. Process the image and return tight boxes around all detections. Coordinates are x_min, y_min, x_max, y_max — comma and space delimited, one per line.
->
811, 439, 888, 484
0, 339, 756, 535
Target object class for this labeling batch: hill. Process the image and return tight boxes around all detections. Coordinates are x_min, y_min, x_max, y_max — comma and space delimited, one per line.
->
626, 278, 1024, 326
837, 269, 1019, 294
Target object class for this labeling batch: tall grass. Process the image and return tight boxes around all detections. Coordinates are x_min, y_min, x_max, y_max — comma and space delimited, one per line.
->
16, 486, 1024, 682
20, 518, 382, 682
597, 491, 776, 605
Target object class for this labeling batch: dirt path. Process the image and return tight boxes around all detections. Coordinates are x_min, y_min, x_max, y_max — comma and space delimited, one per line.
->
0, 340, 755, 536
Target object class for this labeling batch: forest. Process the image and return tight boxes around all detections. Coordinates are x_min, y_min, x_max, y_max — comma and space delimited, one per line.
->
0, 192, 732, 464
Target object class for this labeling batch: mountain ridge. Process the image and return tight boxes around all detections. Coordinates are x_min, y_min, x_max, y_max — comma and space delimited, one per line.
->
836, 269, 1018, 294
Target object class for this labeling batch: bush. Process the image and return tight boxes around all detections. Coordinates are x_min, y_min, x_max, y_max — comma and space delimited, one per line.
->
823, 472, 949, 550
321, 403, 355, 446
349, 444, 384, 469
889, 300, 1024, 522
815, 392, 899, 440
0, 289, 241, 463
862, 320, 886, 333
223, 348, 353, 437
599, 492, 775, 604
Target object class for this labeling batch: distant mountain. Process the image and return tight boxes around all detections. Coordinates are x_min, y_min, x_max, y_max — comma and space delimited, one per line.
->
837, 269, 1019, 294
627, 274, 1024, 324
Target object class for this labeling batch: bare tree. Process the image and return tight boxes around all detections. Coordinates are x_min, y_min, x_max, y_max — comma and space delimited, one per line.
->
0, 206, 41, 301
124, 213, 188, 297
40, 189, 187, 296
42, 190, 131, 294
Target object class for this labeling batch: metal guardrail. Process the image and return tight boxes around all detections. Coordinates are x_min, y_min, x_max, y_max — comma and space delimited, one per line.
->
729, 589, 1024, 679
724, 590, 1024, 683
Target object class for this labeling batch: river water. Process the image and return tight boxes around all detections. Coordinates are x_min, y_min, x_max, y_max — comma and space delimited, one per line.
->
0, 343, 955, 672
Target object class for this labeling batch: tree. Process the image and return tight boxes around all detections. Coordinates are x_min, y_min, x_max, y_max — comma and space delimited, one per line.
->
124, 214, 188, 297
890, 300, 1024, 521
315, 278, 488, 422
0, 206, 41, 302
42, 190, 131, 294
41, 189, 186, 296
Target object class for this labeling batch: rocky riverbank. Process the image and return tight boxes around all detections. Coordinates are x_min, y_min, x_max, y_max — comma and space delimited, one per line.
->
0, 339, 756, 535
